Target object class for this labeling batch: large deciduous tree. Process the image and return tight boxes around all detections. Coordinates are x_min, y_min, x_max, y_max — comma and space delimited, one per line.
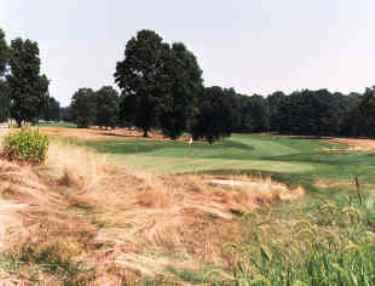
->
115, 30, 169, 137
6, 38, 49, 126
94, 86, 120, 129
158, 43, 204, 139
71, 88, 96, 128
192, 86, 238, 144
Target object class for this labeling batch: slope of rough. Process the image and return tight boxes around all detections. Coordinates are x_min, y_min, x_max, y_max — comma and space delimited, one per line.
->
0, 141, 304, 284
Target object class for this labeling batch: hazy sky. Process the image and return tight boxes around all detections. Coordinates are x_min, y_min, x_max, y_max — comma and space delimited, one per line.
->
1, 0, 375, 106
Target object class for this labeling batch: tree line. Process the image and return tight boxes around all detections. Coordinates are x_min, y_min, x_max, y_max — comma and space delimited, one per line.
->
234, 88, 375, 138
1, 27, 375, 142
70, 29, 375, 141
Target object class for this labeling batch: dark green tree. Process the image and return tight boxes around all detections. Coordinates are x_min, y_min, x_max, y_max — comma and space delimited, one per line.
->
267, 91, 286, 132
115, 30, 169, 137
343, 87, 375, 138
118, 92, 138, 127
158, 43, 204, 139
234, 94, 252, 132
0, 80, 10, 122
192, 86, 237, 144
6, 38, 49, 126
94, 86, 120, 128
0, 28, 9, 122
71, 88, 96, 128
0, 28, 8, 77
232, 93, 269, 133
246, 95, 269, 132
61, 106, 73, 122
42, 96, 61, 122
273, 89, 348, 136
341, 92, 363, 137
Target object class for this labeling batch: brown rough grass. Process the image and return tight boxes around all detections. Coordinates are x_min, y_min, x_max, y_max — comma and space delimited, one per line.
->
40, 126, 191, 142
0, 140, 304, 284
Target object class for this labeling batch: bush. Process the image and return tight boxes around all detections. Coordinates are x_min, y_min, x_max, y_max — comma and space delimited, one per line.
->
2, 129, 49, 164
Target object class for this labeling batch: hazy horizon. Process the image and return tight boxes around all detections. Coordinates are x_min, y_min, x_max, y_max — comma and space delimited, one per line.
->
1, 0, 375, 106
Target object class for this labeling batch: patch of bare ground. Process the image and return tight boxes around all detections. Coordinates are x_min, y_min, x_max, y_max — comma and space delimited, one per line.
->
330, 138, 375, 152
0, 142, 304, 284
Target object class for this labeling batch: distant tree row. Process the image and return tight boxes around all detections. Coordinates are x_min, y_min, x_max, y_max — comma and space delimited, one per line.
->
66, 29, 375, 142
3, 26, 375, 142
0, 28, 60, 125
233, 88, 375, 138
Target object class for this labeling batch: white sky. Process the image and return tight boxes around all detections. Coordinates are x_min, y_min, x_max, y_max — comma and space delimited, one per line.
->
1, 0, 375, 106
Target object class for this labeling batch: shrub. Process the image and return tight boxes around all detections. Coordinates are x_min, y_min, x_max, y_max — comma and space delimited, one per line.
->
2, 129, 49, 164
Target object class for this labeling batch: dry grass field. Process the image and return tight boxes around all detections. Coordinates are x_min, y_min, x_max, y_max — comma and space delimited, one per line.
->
0, 131, 304, 284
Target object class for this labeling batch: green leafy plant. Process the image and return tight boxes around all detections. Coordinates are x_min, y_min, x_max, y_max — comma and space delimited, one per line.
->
2, 128, 49, 164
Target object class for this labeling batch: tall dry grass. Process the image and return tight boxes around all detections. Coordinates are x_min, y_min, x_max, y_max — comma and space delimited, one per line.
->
0, 139, 305, 284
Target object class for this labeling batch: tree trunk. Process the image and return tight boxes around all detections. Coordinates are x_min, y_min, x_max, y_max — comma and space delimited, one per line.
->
143, 129, 149, 138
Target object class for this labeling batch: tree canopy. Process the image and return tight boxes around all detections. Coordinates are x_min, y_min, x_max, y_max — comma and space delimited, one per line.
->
42, 96, 61, 122
0, 28, 9, 123
342, 87, 375, 138
94, 86, 120, 128
115, 30, 169, 137
158, 43, 204, 139
71, 88, 96, 128
192, 87, 238, 144
0, 28, 8, 77
0, 80, 10, 122
6, 38, 49, 126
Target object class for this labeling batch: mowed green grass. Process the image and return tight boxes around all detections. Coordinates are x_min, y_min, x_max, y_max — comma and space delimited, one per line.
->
82, 134, 319, 173
69, 133, 375, 197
